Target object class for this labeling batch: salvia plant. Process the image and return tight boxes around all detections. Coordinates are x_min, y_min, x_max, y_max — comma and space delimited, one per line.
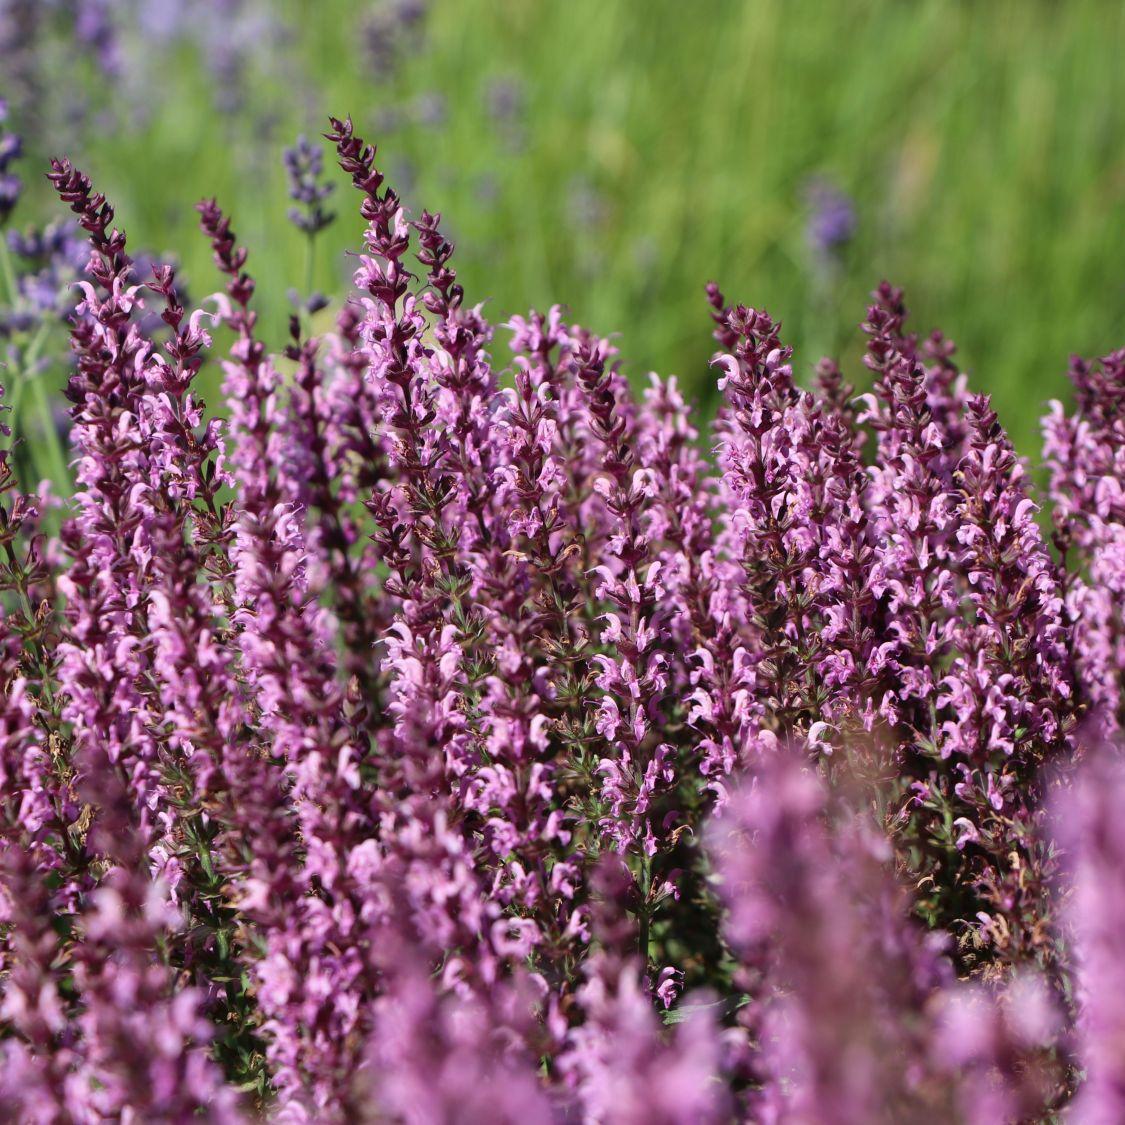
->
0, 110, 1124, 1123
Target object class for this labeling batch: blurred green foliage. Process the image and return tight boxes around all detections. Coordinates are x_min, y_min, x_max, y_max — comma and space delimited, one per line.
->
18, 0, 1125, 455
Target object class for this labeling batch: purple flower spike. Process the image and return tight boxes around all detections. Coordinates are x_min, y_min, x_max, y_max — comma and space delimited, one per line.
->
805, 177, 855, 263
283, 133, 336, 237
0, 98, 22, 225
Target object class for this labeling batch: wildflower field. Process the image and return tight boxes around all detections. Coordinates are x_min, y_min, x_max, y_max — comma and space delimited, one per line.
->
3, 2, 1125, 1122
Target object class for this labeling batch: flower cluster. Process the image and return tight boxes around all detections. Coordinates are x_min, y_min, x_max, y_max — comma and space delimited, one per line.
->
1, 0, 289, 124
0, 98, 20, 225
1, 92, 190, 497
0, 115, 1123, 1121
804, 178, 855, 266
284, 135, 336, 239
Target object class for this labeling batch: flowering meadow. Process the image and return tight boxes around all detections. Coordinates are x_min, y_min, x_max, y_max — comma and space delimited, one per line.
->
2, 98, 1125, 1121
8, 0, 1124, 461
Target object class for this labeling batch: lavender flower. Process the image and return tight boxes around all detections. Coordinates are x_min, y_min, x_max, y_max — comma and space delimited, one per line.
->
283, 134, 336, 237
485, 75, 526, 153
362, 0, 430, 79
4, 220, 87, 330
805, 178, 855, 264
500, 305, 609, 756
712, 299, 872, 748
330, 119, 508, 995
486, 77, 524, 123
923, 395, 1077, 969
0, 98, 21, 226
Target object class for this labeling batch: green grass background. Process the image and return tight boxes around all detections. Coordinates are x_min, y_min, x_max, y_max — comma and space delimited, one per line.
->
18, 0, 1125, 456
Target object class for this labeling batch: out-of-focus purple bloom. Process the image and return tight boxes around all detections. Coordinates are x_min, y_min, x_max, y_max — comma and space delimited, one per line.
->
561, 953, 728, 1124
2, 1, 284, 128
805, 177, 855, 262
361, 954, 556, 1125
363, 0, 429, 79
711, 751, 1065, 1120
283, 134, 336, 237
1, 217, 86, 392
0, 97, 22, 225
6, 221, 86, 321
710, 751, 950, 1119
412, 91, 447, 129
136, 0, 186, 42
487, 77, 523, 120
72, 0, 120, 76
1054, 743, 1125, 1124
486, 76, 524, 132
930, 973, 1065, 1124
567, 174, 608, 231
195, 0, 287, 115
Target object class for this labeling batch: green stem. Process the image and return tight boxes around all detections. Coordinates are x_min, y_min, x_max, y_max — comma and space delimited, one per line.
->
22, 321, 50, 374
0, 238, 17, 306
304, 231, 316, 301
0, 257, 69, 494
11, 323, 69, 495
2, 538, 57, 712
298, 231, 318, 338
30, 366, 70, 495
638, 852, 652, 969
7, 367, 26, 427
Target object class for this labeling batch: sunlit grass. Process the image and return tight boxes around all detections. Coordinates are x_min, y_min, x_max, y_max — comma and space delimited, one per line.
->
16, 0, 1125, 456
